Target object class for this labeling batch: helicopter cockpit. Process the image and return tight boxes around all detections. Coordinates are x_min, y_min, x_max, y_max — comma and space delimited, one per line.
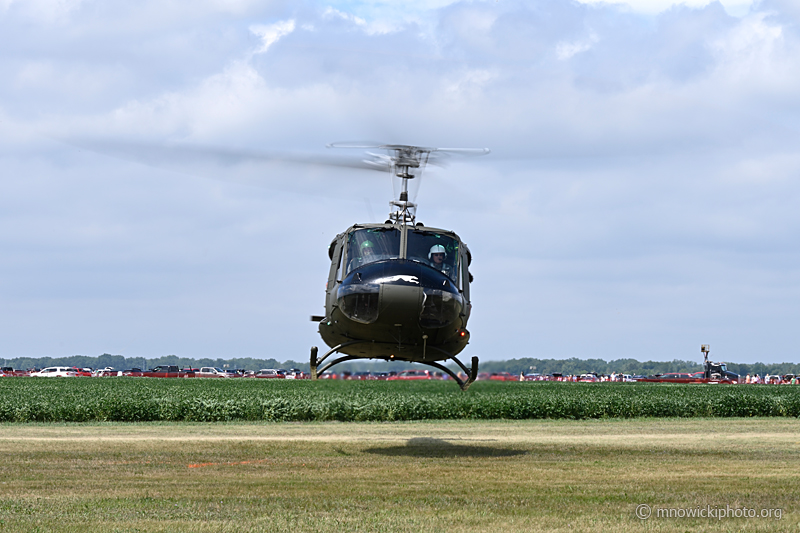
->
345, 227, 401, 274
344, 227, 460, 284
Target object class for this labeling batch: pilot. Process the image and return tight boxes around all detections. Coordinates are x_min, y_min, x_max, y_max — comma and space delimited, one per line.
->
428, 244, 453, 277
349, 240, 376, 271
361, 240, 376, 259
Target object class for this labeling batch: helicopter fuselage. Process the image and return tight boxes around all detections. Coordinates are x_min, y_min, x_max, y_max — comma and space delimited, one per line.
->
316, 222, 472, 363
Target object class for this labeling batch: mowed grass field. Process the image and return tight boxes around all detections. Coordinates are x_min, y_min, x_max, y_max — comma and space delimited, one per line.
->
0, 419, 798, 532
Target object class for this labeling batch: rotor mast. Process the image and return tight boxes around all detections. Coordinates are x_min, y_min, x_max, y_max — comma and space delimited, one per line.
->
388, 146, 430, 225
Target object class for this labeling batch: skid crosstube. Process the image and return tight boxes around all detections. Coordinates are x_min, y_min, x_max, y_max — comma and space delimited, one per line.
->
310, 344, 478, 391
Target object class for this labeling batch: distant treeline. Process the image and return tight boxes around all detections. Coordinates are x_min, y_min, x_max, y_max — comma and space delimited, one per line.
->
2, 354, 799, 377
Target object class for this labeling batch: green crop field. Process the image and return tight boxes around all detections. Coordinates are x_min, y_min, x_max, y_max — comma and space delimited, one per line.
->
2, 379, 800, 422
0, 419, 797, 532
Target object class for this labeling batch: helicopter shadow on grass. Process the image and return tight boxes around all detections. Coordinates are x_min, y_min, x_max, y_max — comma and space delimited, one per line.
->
363, 438, 527, 458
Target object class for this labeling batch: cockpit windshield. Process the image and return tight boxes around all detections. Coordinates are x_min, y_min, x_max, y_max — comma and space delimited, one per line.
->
406, 229, 459, 283
345, 227, 401, 274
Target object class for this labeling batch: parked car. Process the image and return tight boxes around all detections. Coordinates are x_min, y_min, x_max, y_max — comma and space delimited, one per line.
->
121, 368, 145, 377
30, 367, 78, 377
143, 365, 194, 378
0, 367, 30, 377
489, 372, 518, 382
252, 369, 285, 379
195, 367, 230, 378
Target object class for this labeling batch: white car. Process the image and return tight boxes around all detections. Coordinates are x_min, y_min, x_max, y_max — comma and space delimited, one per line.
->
195, 367, 230, 378
30, 367, 78, 377
93, 367, 121, 377
253, 369, 285, 379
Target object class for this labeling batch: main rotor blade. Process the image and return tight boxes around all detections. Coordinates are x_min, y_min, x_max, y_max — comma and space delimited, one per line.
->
62, 138, 393, 174
431, 148, 491, 155
329, 142, 490, 155
326, 141, 388, 149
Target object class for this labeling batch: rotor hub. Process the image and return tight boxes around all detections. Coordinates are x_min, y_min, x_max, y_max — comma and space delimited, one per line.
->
327, 142, 490, 225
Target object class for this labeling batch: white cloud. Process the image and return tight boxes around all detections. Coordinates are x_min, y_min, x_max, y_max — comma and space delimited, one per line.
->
575, 0, 757, 16
711, 11, 783, 58
556, 33, 599, 60
250, 19, 296, 53
323, 6, 366, 25
443, 68, 496, 104
1, 0, 85, 22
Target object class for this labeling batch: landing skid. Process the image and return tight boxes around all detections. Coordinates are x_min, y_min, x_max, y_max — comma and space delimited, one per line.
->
309, 344, 479, 391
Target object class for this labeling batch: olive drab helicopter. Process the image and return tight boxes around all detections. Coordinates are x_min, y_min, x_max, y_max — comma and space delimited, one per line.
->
309, 143, 489, 390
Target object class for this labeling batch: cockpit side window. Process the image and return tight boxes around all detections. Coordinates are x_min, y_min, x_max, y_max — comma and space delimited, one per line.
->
345, 228, 401, 274
406, 230, 459, 283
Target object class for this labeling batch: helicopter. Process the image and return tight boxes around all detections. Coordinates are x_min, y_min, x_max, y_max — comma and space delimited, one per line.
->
309, 143, 489, 390
59, 136, 488, 389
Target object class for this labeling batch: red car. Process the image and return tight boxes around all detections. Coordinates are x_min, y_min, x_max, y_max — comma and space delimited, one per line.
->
0, 367, 30, 377
388, 370, 433, 381
639, 373, 696, 383
489, 372, 518, 382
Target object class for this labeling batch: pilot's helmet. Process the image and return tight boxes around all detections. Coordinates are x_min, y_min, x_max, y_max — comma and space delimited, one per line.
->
428, 244, 447, 260
361, 240, 375, 253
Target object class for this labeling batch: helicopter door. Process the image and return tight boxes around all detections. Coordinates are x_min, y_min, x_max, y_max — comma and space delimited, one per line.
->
459, 246, 471, 320
325, 235, 345, 316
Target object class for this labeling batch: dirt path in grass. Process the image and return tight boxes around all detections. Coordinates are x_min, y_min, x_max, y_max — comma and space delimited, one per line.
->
2, 418, 799, 450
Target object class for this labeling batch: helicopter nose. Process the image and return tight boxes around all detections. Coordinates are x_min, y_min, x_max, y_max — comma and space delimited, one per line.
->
336, 260, 463, 327
336, 275, 419, 325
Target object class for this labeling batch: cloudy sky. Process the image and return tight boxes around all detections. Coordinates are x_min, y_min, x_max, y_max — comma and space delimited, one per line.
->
1, 0, 798, 365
